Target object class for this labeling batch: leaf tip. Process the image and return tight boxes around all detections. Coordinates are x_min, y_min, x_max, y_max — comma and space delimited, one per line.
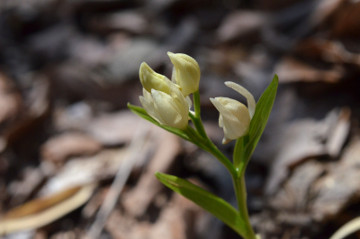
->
127, 102, 135, 109
273, 74, 279, 85
155, 171, 162, 178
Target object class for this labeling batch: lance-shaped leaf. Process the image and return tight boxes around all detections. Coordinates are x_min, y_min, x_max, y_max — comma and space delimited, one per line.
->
241, 75, 278, 171
155, 172, 247, 238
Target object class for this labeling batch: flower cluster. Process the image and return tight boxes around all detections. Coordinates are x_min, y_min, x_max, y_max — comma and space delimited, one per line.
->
139, 52, 200, 130
138, 52, 256, 143
131, 52, 278, 239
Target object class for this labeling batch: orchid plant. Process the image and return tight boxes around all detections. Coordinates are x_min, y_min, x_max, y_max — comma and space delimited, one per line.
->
128, 52, 278, 239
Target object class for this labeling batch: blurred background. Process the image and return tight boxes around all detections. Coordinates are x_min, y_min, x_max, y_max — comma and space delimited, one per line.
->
0, 0, 360, 238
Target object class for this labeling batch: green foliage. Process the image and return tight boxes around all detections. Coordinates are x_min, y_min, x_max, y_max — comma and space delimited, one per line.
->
156, 172, 248, 238
245, 75, 278, 160
129, 72, 279, 239
234, 75, 278, 173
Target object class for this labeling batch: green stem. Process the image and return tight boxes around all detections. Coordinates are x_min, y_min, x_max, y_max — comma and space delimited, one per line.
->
232, 174, 257, 239
184, 126, 236, 177
190, 91, 257, 238
206, 139, 236, 176
189, 91, 236, 176
233, 138, 243, 171
191, 91, 208, 138
193, 90, 201, 118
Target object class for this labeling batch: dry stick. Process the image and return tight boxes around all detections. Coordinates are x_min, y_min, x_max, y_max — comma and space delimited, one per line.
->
86, 126, 151, 239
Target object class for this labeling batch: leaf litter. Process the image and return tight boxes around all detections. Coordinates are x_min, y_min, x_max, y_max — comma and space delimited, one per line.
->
1, 0, 360, 238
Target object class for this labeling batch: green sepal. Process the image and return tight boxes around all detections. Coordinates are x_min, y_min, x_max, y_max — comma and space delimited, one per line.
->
155, 172, 247, 238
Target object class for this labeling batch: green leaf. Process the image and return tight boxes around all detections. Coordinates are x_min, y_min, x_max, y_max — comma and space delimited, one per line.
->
156, 172, 247, 238
242, 75, 278, 170
127, 103, 190, 140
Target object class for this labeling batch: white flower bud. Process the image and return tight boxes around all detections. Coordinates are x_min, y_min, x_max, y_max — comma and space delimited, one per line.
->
210, 81, 256, 144
167, 52, 200, 96
224, 81, 256, 118
139, 70, 190, 130
139, 62, 172, 94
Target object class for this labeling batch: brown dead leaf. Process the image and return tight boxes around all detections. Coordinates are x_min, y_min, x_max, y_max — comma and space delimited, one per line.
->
295, 39, 360, 66
1, 77, 50, 154
275, 56, 344, 83
310, 138, 360, 222
8, 167, 46, 206
0, 73, 22, 128
269, 160, 324, 211
40, 148, 127, 196
326, 108, 351, 157
266, 108, 350, 194
41, 132, 102, 163
0, 184, 95, 235
106, 184, 206, 239
331, 1, 360, 38
122, 126, 181, 217
217, 11, 268, 42
310, 0, 345, 28
89, 11, 149, 35
85, 110, 158, 146
0, 73, 23, 152
147, 192, 204, 239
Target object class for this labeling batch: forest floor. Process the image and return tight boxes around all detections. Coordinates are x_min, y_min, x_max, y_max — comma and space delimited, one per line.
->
0, 0, 360, 238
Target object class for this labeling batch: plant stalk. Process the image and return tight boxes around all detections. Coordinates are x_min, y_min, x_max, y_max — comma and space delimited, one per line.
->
191, 90, 257, 239
232, 174, 257, 239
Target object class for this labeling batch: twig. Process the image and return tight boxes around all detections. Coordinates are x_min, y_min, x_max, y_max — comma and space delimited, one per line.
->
86, 125, 151, 239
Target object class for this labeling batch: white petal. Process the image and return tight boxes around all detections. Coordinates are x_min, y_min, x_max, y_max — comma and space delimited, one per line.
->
167, 52, 200, 96
210, 97, 251, 143
139, 62, 172, 94
140, 88, 163, 121
225, 81, 256, 118
151, 89, 188, 129
169, 82, 190, 116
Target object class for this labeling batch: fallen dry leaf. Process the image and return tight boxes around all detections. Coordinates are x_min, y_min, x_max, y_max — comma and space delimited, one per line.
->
1, 77, 50, 154
331, 1, 360, 38
106, 183, 206, 239
0, 73, 22, 127
216, 11, 268, 42
275, 56, 344, 83
39, 149, 127, 196
85, 110, 150, 146
311, 138, 360, 222
295, 39, 360, 66
266, 108, 350, 194
41, 132, 102, 163
0, 73, 23, 152
309, 0, 345, 29
0, 183, 95, 235
122, 127, 181, 217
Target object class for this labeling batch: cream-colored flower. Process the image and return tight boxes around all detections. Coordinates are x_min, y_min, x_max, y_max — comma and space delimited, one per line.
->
210, 81, 256, 144
139, 62, 189, 129
167, 52, 200, 96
